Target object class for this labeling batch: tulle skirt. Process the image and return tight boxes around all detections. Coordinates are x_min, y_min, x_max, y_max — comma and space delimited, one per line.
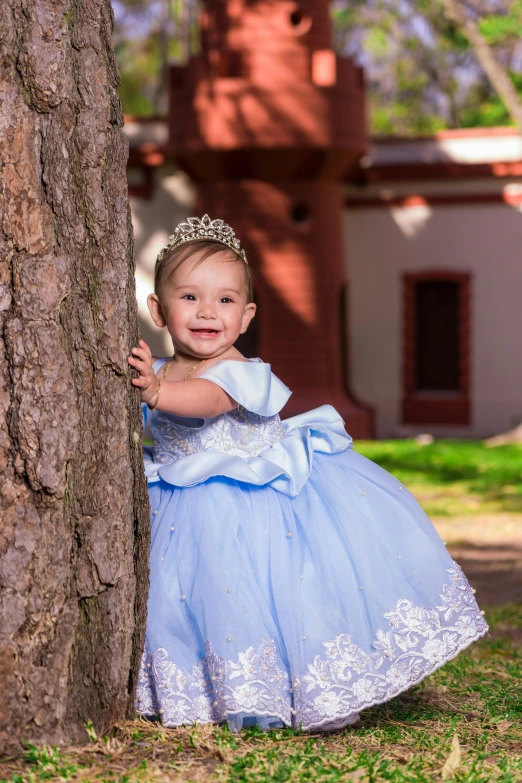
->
136, 447, 488, 732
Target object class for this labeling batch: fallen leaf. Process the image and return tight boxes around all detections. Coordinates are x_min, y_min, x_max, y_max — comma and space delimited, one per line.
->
346, 771, 368, 782
488, 715, 514, 727
484, 756, 499, 765
441, 733, 462, 780
482, 668, 512, 678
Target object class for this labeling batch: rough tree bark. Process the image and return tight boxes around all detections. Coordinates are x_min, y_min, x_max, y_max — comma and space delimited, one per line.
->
0, 0, 150, 753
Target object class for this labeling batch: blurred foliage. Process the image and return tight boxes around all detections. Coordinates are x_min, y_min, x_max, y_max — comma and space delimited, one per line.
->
332, 0, 522, 134
460, 70, 522, 126
114, 0, 522, 134
115, 36, 159, 116
114, 0, 200, 115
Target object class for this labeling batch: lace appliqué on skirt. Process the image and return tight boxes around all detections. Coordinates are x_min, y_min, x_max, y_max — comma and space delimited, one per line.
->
136, 639, 292, 726
136, 563, 488, 730
206, 639, 292, 724
294, 563, 487, 729
136, 647, 215, 725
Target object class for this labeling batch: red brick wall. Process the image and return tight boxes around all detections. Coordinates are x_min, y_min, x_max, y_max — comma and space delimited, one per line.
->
169, 0, 373, 436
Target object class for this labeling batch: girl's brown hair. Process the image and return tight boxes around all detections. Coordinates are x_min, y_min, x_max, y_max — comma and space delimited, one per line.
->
154, 240, 254, 303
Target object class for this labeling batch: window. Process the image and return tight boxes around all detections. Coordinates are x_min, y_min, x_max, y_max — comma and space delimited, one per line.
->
402, 272, 471, 426
415, 280, 460, 392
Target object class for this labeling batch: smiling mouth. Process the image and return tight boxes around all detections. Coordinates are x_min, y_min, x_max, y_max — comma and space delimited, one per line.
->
190, 328, 220, 336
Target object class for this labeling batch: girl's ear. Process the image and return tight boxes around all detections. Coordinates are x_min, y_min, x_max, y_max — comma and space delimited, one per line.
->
147, 294, 167, 328
239, 301, 257, 334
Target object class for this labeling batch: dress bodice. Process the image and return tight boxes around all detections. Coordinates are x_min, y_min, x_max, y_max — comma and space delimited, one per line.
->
146, 358, 291, 466
142, 357, 354, 497
152, 409, 286, 464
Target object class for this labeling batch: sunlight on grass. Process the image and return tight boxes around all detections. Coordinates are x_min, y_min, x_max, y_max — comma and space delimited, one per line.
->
355, 440, 522, 517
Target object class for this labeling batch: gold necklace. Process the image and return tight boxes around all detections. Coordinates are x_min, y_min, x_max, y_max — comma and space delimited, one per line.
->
162, 356, 207, 381
184, 358, 207, 380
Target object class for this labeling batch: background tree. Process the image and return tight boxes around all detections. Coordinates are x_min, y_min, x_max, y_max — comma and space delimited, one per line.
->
0, 0, 149, 753
115, 0, 200, 114
112, 0, 522, 133
332, 0, 522, 134
439, 0, 522, 128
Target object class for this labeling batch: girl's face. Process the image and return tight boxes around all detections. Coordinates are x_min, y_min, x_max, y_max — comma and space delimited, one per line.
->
147, 248, 256, 358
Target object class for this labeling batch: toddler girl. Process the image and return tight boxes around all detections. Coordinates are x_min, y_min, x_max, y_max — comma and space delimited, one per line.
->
128, 214, 487, 732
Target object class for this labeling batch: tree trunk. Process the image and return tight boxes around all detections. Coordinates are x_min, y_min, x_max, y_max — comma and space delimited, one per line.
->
440, 0, 522, 131
0, 0, 150, 753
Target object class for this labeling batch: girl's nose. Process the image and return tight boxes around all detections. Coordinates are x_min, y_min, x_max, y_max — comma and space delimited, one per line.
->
197, 302, 217, 318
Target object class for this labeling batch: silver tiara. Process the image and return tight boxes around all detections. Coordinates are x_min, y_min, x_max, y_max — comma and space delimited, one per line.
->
156, 214, 248, 265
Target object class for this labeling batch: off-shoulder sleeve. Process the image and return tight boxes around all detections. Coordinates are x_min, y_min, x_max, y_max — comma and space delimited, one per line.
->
198, 359, 292, 416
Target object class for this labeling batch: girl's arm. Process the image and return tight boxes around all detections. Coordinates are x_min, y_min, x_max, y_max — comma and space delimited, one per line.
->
128, 340, 238, 418
149, 378, 237, 418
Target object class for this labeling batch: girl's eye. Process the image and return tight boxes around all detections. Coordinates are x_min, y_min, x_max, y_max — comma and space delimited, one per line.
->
220, 297, 233, 303
182, 294, 196, 300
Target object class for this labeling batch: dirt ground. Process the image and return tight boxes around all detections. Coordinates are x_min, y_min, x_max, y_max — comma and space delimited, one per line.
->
433, 514, 522, 606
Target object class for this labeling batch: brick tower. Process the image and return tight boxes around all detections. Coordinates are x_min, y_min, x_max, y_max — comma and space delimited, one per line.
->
168, 0, 373, 436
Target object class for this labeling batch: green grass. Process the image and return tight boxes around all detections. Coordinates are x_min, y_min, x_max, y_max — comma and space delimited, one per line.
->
1, 605, 521, 783
355, 440, 522, 517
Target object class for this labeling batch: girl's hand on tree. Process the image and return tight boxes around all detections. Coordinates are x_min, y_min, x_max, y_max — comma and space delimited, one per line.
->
128, 340, 158, 405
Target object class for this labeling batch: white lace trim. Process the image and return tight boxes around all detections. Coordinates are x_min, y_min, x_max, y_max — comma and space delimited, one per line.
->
206, 638, 292, 724
136, 562, 488, 730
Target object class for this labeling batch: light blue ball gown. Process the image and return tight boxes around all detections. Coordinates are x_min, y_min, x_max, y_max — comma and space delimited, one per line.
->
136, 357, 488, 732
